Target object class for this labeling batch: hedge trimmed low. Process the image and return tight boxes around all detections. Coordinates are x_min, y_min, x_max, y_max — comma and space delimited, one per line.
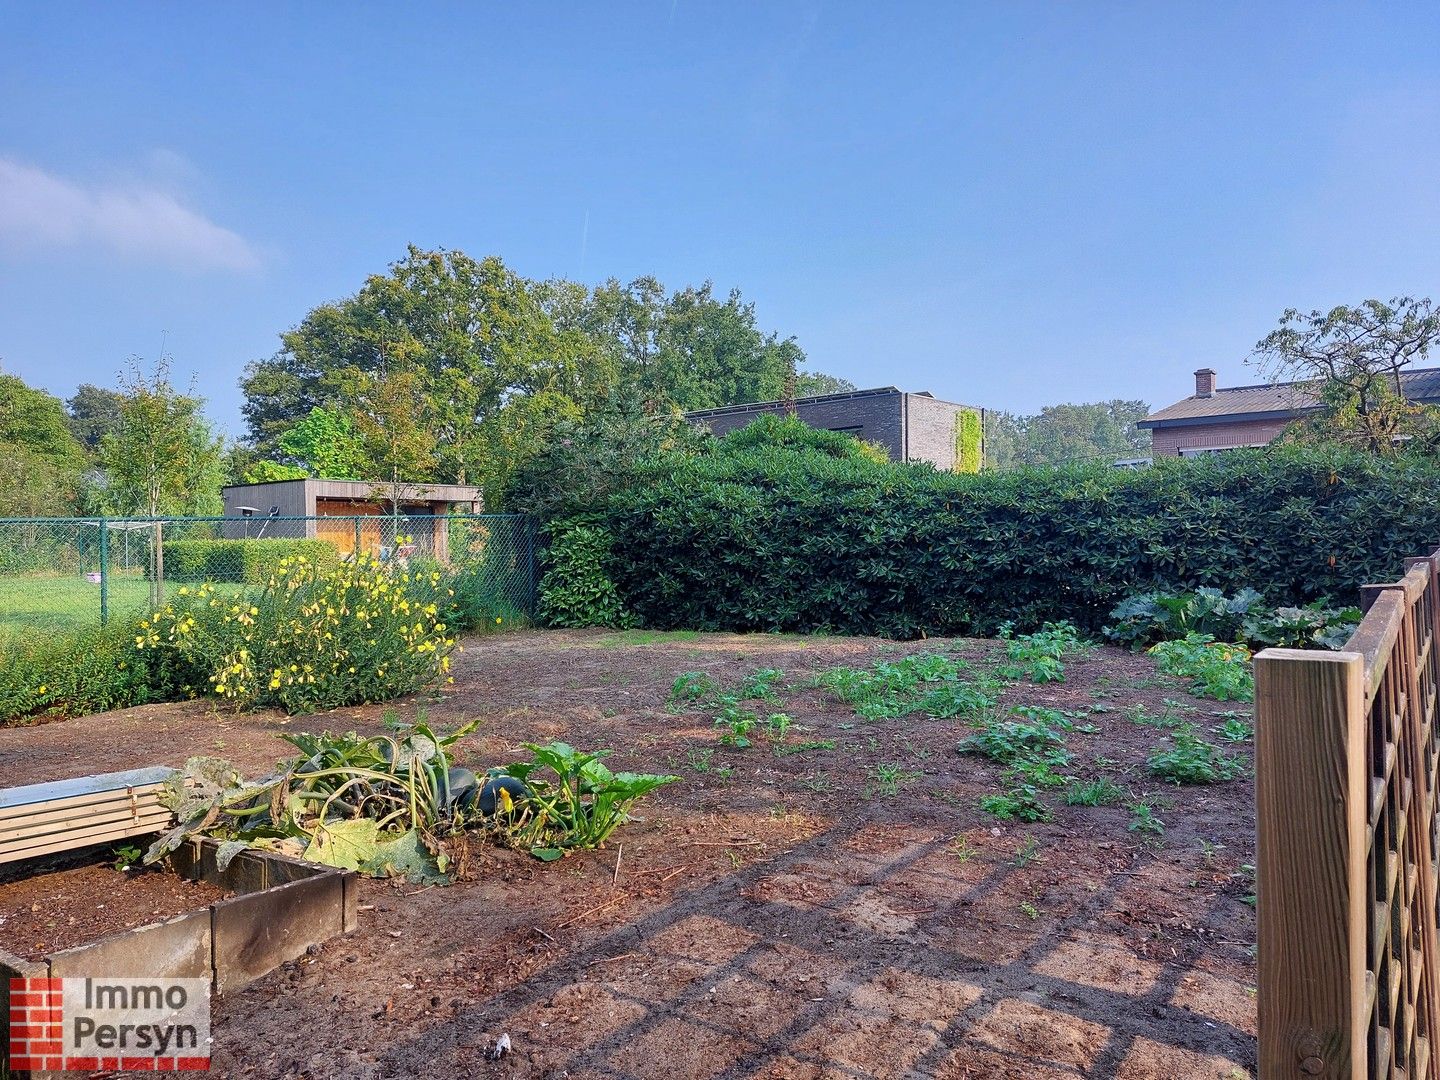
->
161, 538, 340, 584
552, 440, 1440, 638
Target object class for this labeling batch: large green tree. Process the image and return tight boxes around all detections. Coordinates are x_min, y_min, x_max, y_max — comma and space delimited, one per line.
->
241, 248, 577, 486
65, 384, 126, 452
240, 248, 848, 504
984, 400, 1151, 469
0, 371, 88, 515
98, 359, 226, 517
1252, 296, 1440, 454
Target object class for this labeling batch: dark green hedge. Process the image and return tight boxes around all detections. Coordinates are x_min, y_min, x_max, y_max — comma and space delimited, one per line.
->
161, 538, 340, 584
578, 444, 1440, 638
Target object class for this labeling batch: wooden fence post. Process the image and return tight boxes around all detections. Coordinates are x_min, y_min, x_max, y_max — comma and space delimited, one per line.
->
1255, 647, 1367, 1080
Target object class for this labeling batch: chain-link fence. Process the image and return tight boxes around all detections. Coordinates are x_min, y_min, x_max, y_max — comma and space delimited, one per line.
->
0, 514, 537, 640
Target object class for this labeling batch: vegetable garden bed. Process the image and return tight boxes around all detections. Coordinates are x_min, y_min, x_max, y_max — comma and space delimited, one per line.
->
0, 629, 1259, 1079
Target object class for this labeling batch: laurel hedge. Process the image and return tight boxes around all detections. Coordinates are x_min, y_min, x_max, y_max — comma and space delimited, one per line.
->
161, 538, 340, 584
558, 441, 1440, 638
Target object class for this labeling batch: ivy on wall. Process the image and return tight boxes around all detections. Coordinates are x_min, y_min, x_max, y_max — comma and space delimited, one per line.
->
954, 409, 983, 473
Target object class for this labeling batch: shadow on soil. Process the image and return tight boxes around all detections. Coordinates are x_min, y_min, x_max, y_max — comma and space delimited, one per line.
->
379, 812, 1254, 1079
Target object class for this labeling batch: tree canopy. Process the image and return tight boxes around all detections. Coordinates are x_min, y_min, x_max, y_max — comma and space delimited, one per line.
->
984, 400, 1151, 469
239, 247, 847, 504
98, 359, 226, 517
65, 384, 126, 452
1252, 296, 1440, 454
0, 371, 88, 516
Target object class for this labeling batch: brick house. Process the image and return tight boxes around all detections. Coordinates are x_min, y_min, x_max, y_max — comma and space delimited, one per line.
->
685, 386, 984, 471
1140, 367, 1440, 456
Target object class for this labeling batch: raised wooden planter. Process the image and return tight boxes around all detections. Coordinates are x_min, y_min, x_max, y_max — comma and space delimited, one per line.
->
0, 767, 176, 865
0, 839, 359, 1074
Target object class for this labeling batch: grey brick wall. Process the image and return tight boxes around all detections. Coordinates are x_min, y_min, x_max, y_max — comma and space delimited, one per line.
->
687, 388, 983, 471
903, 393, 970, 471
690, 393, 906, 459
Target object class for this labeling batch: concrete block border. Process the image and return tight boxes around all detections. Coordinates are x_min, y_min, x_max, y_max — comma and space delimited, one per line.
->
0, 839, 358, 1075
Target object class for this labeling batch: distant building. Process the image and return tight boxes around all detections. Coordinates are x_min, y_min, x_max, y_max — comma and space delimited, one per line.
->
218, 478, 483, 562
685, 386, 984, 471
1140, 366, 1440, 456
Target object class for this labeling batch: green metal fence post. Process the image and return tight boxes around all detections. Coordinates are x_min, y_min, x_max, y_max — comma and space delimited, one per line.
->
354, 518, 362, 561
99, 518, 109, 626
526, 514, 538, 614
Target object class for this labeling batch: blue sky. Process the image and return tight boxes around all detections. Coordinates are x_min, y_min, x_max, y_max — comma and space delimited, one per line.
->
2, 2, 1437, 435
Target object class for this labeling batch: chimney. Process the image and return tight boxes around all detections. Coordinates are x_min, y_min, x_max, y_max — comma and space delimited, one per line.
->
1194, 368, 1217, 398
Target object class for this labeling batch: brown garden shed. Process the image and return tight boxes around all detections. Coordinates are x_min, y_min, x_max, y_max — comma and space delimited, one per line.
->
218, 479, 484, 562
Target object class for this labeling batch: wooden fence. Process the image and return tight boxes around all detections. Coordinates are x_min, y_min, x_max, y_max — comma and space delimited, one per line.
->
1257, 546, 1440, 1079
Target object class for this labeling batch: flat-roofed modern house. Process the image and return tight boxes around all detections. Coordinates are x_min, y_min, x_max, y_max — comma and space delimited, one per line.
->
685, 386, 984, 471
1140, 366, 1440, 456
218, 478, 484, 561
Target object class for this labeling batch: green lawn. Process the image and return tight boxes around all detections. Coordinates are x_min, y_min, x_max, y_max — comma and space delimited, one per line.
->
0, 574, 247, 639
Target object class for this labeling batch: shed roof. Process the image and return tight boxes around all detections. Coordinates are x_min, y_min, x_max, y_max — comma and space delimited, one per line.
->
1140, 366, 1440, 428
221, 478, 484, 502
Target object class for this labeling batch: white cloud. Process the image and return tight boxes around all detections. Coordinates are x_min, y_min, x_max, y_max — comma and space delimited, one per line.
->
0, 157, 259, 272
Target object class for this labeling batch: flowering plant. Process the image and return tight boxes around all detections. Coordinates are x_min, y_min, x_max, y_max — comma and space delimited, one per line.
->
138, 554, 458, 713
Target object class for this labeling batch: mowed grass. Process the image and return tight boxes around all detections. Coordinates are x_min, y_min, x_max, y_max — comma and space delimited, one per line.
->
0, 574, 246, 639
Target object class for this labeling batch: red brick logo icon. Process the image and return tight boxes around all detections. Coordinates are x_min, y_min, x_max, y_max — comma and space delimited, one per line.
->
9, 977, 65, 1073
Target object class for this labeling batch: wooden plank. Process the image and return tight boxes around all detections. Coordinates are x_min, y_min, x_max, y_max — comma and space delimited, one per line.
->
0, 786, 168, 826
0, 766, 174, 810
1351, 590, 1407, 703
1256, 647, 1368, 1080
0, 813, 172, 864
0, 782, 168, 824
0, 802, 171, 846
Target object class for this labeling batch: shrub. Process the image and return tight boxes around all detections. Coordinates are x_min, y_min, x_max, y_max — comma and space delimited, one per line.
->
137, 554, 457, 713
1104, 588, 1262, 648
1148, 724, 1246, 784
536, 523, 635, 629
1147, 634, 1254, 701
0, 618, 186, 724
1104, 587, 1361, 651
572, 442, 1440, 637
162, 539, 340, 584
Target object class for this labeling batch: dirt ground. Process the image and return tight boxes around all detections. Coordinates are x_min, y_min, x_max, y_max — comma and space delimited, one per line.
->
0, 861, 229, 958
0, 629, 1257, 1079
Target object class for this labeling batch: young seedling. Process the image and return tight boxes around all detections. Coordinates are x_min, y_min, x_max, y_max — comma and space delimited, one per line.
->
950, 835, 976, 863
764, 713, 794, 741
1014, 836, 1041, 866
1148, 725, 1245, 784
865, 763, 920, 798
1211, 711, 1254, 742
714, 704, 759, 748
669, 672, 719, 709
979, 783, 1052, 823
739, 668, 785, 702
1126, 799, 1165, 837
1064, 777, 1124, 807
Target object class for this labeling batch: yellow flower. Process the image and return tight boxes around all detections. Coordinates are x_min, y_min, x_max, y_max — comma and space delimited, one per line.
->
36, 685, 46, 695
494, 617, 502, 625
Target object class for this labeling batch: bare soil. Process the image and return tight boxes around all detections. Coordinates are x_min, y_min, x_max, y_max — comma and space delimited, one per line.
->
0, 860, 229, 958
0, 629, 1258, 1078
